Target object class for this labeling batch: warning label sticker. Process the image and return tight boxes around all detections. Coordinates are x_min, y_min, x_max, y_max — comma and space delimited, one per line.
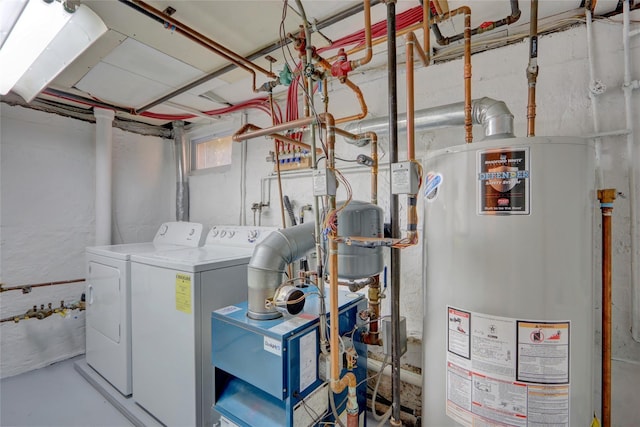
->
448, 308, 471, 359
175, 273, 192, 314
446, 307, 570, 427
517, 321, 570, 384
478, 147, 530, 215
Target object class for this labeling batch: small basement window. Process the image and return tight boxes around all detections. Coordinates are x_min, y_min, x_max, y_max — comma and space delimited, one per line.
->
190, 133, 233, 172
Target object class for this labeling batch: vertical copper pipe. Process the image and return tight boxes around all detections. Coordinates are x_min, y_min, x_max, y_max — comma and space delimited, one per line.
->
424, 0, 431, 64
323, 78, 329, 114
433, 7, 472, 143
598, 189, 616, 427
527, 0, 539, 137
463, 8, 472, 143
405, 32, 428, 160
432, 0, 443, 15
527, 86, 537, 136
361, 275, 382, 345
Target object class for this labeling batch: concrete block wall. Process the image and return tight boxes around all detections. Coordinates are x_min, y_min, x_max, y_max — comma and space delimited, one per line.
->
0, 105, 174, 378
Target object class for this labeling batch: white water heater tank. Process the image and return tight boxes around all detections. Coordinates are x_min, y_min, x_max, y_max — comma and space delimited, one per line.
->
421, 136, 595, 426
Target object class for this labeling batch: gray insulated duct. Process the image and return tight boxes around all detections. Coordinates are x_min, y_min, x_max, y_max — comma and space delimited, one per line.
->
173, 121, 189, 221
343, 97, 514, 140
247, 222, 315, 320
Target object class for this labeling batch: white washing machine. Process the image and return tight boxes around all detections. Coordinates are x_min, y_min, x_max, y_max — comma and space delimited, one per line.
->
85, 222, 206, 396
130, 225, 277, 427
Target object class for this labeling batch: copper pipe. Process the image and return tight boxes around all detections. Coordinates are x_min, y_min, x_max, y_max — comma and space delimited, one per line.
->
313, 51, 368, 125
432, 0, 444, 15
365, 132, 379, 205
271, 133, 323, 155
527, 86, 537, 137
598, 189, 616, 427
463, 9, 473, 143
350, 0, 373, 70
424, 0, 431, 64
405, 31, 429, 162
1, 278, 84, 293
434, 7, 473, 143
332, 21, 423, 63
234, 123, 321, 154
130, 0, 275, 78
361, 275, 382, 345
526, 0, 539, 137
335, 78, 368, 124
322, 78, 330, 114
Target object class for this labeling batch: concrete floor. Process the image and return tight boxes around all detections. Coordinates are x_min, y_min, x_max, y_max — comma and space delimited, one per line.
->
3, 355, 638, 426
0, 356, 132, 427
0, 356, 388, 427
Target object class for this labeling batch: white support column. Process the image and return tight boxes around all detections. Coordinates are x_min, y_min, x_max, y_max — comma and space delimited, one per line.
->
94, 107, 115, 245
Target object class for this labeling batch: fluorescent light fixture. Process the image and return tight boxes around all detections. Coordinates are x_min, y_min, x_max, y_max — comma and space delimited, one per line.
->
0, 0, 107, 102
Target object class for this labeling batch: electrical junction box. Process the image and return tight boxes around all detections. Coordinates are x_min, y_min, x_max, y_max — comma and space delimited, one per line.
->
312, 168, 337, 196
382, 316, 407, 357
391, 161, 420, 195
211, 290, 367, 427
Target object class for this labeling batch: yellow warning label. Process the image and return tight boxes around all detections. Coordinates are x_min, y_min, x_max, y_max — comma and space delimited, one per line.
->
175, 273, 192, 314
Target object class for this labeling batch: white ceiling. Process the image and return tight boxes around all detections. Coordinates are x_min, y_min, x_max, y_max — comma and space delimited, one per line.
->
1, 0, 626, 127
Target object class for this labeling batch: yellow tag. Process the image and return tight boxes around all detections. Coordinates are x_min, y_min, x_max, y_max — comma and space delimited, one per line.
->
591, 413, 600, 427
175, 273, 192, 314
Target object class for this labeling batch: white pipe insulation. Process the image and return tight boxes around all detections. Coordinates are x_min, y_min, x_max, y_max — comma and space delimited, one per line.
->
94, 107, 114, 245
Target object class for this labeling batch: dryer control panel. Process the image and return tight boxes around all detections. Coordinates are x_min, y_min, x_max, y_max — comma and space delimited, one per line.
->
206, 226, 279, 248
152, 222, 206, 247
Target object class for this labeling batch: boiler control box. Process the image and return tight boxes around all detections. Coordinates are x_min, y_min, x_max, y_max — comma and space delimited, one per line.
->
391, 161, 420, 194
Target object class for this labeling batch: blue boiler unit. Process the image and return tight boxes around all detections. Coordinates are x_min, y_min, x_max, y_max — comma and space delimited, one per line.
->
211, 290, 368, 427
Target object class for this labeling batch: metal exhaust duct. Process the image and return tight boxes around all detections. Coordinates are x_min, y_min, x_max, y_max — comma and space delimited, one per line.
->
173, 120, 189, 221
343, 97, 514, 141
247, 222, 315, 320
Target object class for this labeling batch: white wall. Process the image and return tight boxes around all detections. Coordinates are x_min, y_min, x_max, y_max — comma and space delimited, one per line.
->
189, 17, 640, 422
0, 105, 174, 378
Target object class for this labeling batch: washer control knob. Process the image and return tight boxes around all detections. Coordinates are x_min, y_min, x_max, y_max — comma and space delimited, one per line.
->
210, 228, 219, 238
228, 230, 235, 238
220, 230, 227, 238
247, 230, 258, 243
158, 224, 168, 236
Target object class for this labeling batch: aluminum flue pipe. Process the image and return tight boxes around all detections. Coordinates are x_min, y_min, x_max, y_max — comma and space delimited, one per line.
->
173, 121, 189, 221
343, 97, 514, 140
247, 222, 315, 320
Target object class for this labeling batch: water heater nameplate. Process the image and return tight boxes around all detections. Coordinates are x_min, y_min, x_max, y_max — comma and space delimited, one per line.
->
446, 306, 571, 427
477, 147, 530, 215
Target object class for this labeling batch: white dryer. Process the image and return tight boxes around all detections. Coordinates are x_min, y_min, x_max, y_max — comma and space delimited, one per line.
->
85, 222, 206, 396
130, 226, 277, 427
